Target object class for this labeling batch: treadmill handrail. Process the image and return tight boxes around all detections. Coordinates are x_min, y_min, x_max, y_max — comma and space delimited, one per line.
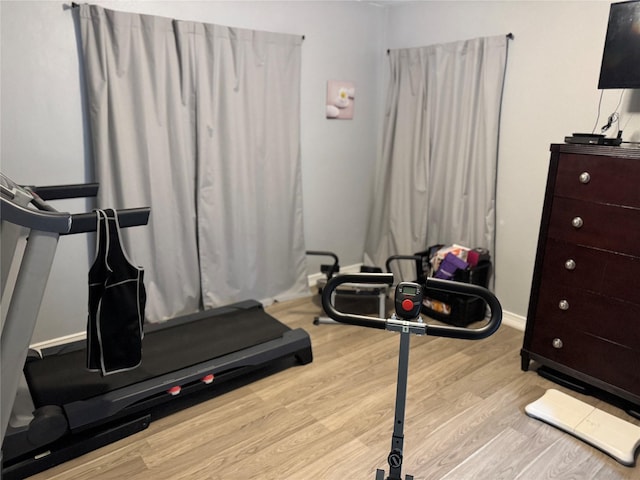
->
66, 208, 150, 234
1, 195, 72, 233
30, 183, 99, 201
321, 273, 502, 339
1, 196, 150, 234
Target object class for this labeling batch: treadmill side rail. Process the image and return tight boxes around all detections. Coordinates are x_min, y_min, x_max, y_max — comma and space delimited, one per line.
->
63, 328, 312, 431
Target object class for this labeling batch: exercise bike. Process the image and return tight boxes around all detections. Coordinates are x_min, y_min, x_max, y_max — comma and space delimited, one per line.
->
321, 272, 502, 480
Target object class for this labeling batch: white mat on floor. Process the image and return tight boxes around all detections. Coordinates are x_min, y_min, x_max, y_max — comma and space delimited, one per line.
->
525, 388, 640, 466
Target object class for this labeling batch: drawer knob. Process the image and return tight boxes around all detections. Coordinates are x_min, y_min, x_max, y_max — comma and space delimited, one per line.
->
579, 172, 591, 184
571, 216, 584, 229
552, 338, 564, 349
564, 259, 576, 270
559, 299, 570, 310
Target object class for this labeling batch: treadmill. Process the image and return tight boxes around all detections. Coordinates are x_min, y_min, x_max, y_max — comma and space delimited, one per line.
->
1, 174, 313, 479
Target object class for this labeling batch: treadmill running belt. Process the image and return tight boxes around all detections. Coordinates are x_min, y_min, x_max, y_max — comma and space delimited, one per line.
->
25, 304, 290, 407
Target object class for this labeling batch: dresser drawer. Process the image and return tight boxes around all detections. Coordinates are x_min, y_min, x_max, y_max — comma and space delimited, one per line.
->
533, 281, 640, 350
529, 322, 640, 398
540, 239, 640, 303
547, 196, 640, 256
555, 153, 640, 208
523, 145, 640, 405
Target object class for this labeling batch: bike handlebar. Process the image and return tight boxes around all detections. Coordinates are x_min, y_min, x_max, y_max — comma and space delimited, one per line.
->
320, 273, 502, 340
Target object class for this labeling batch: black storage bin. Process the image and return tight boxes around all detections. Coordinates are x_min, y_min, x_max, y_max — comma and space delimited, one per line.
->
414, 244, 491, 327
385, 245, 493, 327
423, 259, 492, 327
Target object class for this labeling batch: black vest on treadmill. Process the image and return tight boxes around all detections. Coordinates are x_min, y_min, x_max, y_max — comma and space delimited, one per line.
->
87, 208, 146, 375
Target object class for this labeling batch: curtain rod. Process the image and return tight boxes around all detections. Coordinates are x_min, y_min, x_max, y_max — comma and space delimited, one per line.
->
65, 3, 305, 40
386, 33, 514, 54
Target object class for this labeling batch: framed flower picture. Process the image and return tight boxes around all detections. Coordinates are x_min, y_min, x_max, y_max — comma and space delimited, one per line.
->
326, 80, 355, 119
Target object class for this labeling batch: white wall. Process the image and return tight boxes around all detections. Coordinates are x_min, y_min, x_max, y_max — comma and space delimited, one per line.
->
386, 0, 640, 319
3, 1, 639, 342
0, 1, 386, 342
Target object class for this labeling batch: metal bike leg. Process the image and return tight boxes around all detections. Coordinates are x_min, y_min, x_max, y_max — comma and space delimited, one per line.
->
376, 329, 414, 480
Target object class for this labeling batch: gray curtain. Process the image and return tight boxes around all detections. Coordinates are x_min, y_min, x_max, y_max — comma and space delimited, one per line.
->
365, 35, 509, 280
79, 5, 307, 321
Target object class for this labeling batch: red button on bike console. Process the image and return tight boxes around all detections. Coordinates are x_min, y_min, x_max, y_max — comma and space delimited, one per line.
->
401, 299, 414, 311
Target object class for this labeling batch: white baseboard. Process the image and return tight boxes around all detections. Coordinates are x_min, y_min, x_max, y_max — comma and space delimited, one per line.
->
34, 271, 525, 352
501, 310, 526, 331
30, 331, 86, 353
308, 262, 363, 288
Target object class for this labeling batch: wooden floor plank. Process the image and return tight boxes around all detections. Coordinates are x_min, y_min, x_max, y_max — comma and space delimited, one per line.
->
25, 293, 640, 479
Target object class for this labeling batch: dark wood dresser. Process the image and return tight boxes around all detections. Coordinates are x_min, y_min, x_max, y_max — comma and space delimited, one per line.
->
521, 143, 640, 409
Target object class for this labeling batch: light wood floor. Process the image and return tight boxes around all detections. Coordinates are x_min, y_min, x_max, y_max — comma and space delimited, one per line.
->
27, 294, 640, 479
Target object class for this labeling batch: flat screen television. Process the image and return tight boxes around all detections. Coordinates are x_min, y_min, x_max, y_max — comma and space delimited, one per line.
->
598, 0, 640, 89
